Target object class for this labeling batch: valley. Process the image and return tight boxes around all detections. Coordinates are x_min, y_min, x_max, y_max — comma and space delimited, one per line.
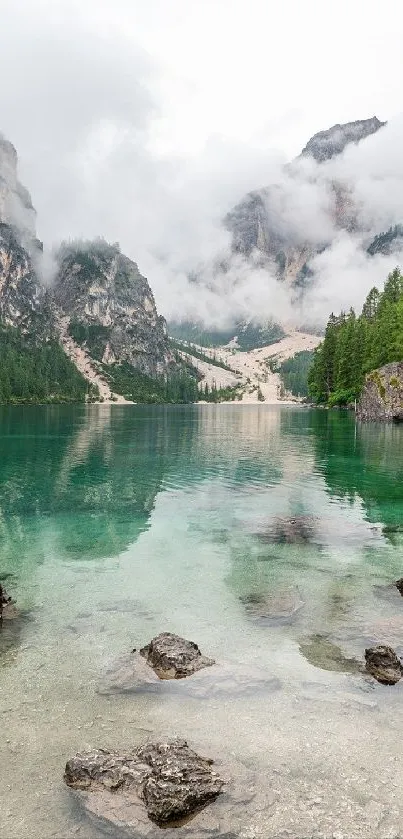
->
176, 331, 321, 403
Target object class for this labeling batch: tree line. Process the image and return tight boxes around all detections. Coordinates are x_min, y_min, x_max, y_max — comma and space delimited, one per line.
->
308, 268, 403, 406
0, 324, 91, 403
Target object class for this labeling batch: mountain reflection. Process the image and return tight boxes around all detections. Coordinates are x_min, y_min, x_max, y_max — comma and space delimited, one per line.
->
0, 404, 402, 675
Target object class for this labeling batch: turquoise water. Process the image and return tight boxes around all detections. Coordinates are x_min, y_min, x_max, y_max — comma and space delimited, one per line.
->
1, 404, 403, 838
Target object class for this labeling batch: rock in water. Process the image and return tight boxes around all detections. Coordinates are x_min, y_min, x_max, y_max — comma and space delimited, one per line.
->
64, 740, 224, 826
257, 515, 316, 545
239, 587, 304, 624
395, 578, 403, 595
0, 583, 15, 620
357, 362, 403, 422
365, 644, 403, 685
139, 632, 215, 679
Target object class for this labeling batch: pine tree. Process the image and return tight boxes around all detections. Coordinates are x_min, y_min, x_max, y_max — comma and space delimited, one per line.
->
308, 268, 403, 405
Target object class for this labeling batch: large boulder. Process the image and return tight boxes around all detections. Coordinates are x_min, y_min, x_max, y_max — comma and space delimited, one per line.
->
365, 644, 403, 684
139, 633, 215, 679
357, 363, 403, 422
64, 739, 224, 826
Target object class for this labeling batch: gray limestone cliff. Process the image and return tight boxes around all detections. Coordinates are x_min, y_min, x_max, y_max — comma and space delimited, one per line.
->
0, 223, 47, 332
0, 134, 36, 240
0, 137, 48, 333
225, 117, 386, 286
52, 241, 174, 377
299, 117, 385, 163
0, 134, 175, 390
357, 363, 403, 422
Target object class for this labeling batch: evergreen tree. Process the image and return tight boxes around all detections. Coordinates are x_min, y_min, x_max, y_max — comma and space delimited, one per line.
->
308, 268, 403, 405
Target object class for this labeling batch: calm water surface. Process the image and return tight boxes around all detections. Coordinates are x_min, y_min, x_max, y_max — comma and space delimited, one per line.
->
1, 405, 403, 838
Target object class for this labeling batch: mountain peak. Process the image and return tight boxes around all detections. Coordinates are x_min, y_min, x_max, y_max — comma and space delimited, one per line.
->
299, 116, 386, 163
0, 132, 36, 238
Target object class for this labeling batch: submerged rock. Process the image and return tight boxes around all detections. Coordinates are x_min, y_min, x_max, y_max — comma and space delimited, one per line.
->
257, 515, 316, 545
372, 582, 403, 604
299, 635, 362, 674
98, 652, 281, 698
139, 633, 215, 679
365, 644, 403, 685
239, 587, 303, 624
64, 739, 224, 826
0, 583, 16, 620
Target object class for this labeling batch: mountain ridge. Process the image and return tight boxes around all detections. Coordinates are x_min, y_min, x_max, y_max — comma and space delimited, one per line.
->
0, 135, 177, 402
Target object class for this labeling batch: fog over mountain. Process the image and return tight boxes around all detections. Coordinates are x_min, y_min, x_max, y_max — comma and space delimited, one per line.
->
1, 0, 403, 329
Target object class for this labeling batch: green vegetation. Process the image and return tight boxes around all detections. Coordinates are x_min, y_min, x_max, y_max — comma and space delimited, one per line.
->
201, 382, 243, 402
0, 323, 92, 403
58, 238, 120, 267
169, 339, 234, 371
308, 268, 403, 405
100, 361, 200, 403
169, 319, 285, 351
101, 361, 244, 404
279, 350, 314, 398
68, 319, 112, 361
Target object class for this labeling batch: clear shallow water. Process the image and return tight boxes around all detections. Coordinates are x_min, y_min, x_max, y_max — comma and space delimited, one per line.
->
1, 405, 403, 838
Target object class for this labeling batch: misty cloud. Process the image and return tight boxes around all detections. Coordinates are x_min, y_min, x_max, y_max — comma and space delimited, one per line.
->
1, 0, 403, 329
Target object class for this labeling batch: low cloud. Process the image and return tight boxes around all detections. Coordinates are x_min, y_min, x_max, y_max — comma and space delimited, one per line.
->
1, 1, 403, 329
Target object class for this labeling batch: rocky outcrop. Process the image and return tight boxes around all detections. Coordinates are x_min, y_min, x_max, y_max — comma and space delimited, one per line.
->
0, 134, 48, 332
365, 644, 403, 685
140, 632, 215, 679
367, 224, 403, 256
357, 363, 403, 422
0, 583, 11, 618
0, 583, 16, 620
299, 117, 385, 163
52, 241, 174, 378
0, 134, 178, 394
0, 223, 47, 332
225, 117, 386, 288
64, 739, 224, 826
0, 134, 36, 239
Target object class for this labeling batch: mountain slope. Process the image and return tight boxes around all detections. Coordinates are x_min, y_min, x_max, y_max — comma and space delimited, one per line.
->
298, 117, 385, 163
0, 135, 180, 403
225, 116, 387, 285
52, 240, 175, 378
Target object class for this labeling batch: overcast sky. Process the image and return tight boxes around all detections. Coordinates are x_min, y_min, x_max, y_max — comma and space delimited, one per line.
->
1, 0, 403, 323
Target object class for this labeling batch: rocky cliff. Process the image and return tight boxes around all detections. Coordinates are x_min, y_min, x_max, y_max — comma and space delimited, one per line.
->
0, 223, 48, 332
0, 135, 176, 400
0, 137, 49, 333
357, 363, 403, 422
0, 134, 37, 241
52, 241, 174, 377
225, 117, 386, 286
299, 117, 385, 163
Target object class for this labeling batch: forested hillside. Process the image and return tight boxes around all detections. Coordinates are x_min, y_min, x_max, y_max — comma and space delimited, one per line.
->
308, 268, 403, 405
0, 324, 91, 403
279, 350, 314, 397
